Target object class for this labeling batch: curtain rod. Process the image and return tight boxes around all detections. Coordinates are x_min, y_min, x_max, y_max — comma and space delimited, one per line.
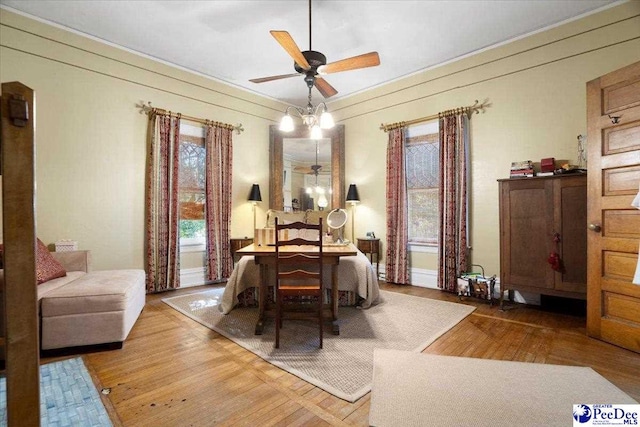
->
137, 101, 244, 134
379, 99, 489, 132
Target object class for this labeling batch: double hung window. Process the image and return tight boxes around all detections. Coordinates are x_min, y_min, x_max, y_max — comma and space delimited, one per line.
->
406, 121, 439, 250
178, 123, 206, 249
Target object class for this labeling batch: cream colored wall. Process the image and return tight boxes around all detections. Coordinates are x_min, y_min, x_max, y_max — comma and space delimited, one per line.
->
0, 9, 281, 270
2, 3, 639, 281
331, 2, 640, 277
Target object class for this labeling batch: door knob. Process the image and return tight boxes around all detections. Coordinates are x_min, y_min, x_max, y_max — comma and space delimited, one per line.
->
588, 223, 602, 232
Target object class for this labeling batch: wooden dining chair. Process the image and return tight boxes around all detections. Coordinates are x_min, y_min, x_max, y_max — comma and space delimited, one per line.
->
274, 218, 323, 349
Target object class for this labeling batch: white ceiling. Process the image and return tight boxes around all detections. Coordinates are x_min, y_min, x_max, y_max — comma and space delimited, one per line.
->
1, 0, 617, 107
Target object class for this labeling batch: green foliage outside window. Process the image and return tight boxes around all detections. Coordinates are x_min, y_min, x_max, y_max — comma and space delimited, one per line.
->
180, 220, 206, 238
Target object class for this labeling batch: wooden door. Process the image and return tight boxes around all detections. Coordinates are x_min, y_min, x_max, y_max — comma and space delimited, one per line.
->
586, 61, 640, 353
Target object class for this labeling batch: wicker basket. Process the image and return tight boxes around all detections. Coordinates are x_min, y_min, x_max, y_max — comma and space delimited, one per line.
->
55, 240, 78, 252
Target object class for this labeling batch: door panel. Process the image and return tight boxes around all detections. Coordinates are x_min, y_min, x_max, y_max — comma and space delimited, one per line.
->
604, 293, 640, 324
603, 79, 640, 113
604, 121, 640, 154
603, 210, 640, 238
603, 166, 640, 195
587, 60, 640, 353
504, 182, 555, 289
557, 180, 587, 292
603, 251, 638, 281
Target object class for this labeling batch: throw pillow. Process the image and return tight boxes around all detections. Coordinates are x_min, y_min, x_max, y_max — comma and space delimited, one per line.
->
36, 239, 66, 284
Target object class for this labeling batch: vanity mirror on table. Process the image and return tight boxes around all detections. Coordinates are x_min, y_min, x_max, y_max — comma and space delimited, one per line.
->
269, 124, 345, 212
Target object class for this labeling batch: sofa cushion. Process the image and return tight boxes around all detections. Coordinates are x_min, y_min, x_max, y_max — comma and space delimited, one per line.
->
37, 271, 86, 301
36, 239, 67, 284
41, 269, 145, 317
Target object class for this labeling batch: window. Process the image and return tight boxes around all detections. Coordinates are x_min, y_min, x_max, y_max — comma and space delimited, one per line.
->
406, 121, 439, 248
179, 124, 206, 248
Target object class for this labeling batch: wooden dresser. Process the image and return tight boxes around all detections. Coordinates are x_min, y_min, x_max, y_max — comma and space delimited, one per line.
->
498, 174, 587, 307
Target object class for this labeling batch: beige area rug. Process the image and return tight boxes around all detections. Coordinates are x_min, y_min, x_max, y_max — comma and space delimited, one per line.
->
370, 349, 638, 427
162, 287, 475, 402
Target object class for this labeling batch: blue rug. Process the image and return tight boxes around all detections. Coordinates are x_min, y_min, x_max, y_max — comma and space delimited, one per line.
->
0, 357, 112, 426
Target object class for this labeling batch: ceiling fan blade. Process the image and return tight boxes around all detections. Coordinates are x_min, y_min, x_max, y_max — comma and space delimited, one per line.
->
249, 73, 300, 83
314, 77, 338, 98
318, 52, 380, 74
270, 30, 310, 70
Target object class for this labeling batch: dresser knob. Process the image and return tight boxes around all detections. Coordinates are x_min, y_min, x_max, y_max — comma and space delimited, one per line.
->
588, 223, 601, 232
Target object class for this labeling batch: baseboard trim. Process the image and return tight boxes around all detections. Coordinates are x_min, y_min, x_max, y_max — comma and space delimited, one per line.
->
379, 264, 539, 304
378, 264, 438, 289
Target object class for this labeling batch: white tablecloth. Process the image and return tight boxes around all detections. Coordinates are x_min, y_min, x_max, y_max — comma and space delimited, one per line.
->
221, 250, 380, 314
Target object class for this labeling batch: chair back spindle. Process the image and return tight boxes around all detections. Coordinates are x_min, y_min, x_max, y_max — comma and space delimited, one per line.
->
274, 218, 323, 349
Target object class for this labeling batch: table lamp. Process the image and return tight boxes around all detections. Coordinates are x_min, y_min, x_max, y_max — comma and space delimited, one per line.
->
248, 184, 262, 238
346, 184, 360, 242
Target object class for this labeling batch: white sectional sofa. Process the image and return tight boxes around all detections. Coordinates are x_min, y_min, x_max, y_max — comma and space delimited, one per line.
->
1, 250, 146, 351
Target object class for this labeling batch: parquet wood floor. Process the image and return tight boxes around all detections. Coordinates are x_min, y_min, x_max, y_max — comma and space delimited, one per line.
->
44, 283, 640, 426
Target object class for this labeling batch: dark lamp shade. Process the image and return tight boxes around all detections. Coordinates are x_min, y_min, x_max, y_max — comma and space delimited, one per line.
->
346, 184, 360, 203
248, 184, 262, 202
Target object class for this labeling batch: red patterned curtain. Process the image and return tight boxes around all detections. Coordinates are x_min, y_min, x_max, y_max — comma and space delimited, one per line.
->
205, 125, 233, 281
145, 113, 181, 292
438, 113, 470, 292
385, 127, 410, 284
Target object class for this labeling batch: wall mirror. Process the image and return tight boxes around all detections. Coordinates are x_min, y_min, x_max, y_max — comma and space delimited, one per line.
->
269, 124, 345, 211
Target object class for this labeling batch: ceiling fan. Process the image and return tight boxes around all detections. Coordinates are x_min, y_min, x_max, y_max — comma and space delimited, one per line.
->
294, 164, 323, 175
249, 0, 381, 98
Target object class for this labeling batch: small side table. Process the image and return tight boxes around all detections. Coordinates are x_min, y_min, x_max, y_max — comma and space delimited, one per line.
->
357, 238, 380, 279
230, 237, 253, 263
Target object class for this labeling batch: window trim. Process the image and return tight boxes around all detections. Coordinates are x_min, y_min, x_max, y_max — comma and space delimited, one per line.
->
409, 243, 438, 254
180, 236, 205, 252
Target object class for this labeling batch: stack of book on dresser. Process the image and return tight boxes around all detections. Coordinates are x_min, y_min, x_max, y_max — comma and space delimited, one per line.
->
510, 160, 535, 178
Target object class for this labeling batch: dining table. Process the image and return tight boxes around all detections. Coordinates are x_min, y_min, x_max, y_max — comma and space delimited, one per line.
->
235, 242, 358, 335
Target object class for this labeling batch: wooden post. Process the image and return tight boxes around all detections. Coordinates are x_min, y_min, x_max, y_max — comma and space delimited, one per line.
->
1, 81, 40, 426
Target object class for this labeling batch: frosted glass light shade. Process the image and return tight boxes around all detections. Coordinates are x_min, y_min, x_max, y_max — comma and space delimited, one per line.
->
310, 124, 323, 140
279, 114, 294, 132
320, 111, 334, 129
318, 194, 328, 208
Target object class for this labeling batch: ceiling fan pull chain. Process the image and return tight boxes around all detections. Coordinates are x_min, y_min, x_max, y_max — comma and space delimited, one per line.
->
309, 0, 312, 51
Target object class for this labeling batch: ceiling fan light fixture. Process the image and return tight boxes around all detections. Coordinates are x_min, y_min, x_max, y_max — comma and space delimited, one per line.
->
301, 113, 316, 127
310, 124, 323, 139
279, 112, 295, 132
320, 109, 334, 129
317, 193, 328, 208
